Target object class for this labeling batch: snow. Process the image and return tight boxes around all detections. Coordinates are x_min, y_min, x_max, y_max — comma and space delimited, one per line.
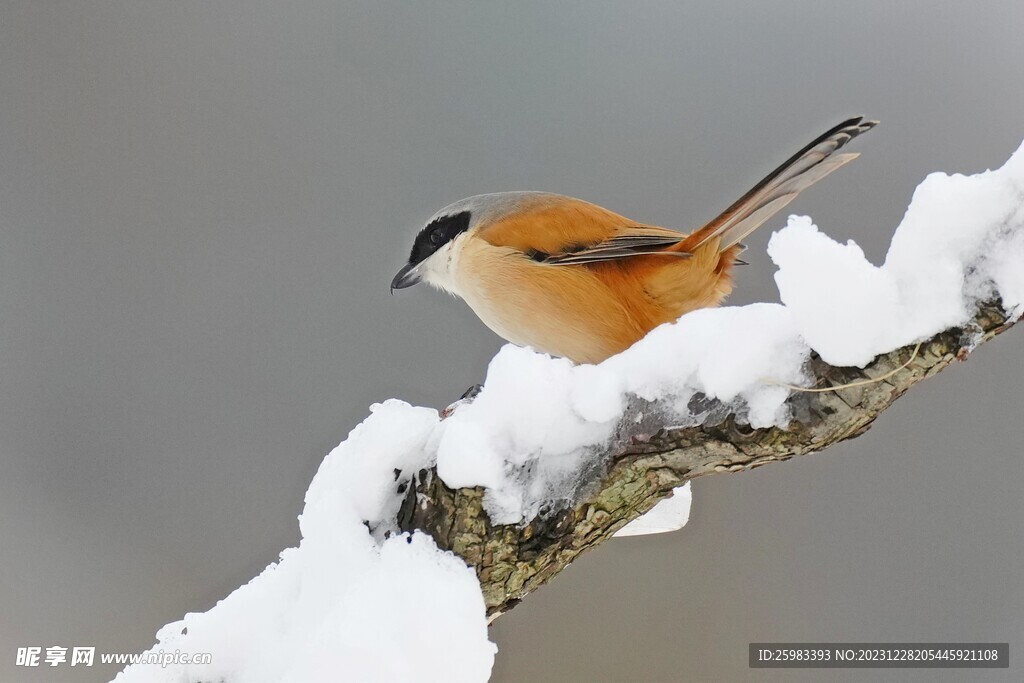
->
114, 401, 497, 683
438, 302, 808, 523
615, 483, 692, 537
116, 142, 1024, 682
773, 146, 1024, 366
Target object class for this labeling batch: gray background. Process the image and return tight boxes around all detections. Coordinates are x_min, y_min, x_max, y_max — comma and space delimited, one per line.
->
1, 2, 1021, 682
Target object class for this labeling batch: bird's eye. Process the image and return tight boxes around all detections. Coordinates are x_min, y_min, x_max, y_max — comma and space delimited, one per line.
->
429, 228, 444, 245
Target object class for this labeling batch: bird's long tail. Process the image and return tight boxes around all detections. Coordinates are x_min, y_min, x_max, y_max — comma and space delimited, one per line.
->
679, 116, 877, 253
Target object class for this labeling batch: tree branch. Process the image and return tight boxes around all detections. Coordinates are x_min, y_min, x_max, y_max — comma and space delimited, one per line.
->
397, 301, 1017, 620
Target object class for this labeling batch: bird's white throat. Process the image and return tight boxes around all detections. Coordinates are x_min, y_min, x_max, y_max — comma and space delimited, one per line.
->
420, 233, 466, 297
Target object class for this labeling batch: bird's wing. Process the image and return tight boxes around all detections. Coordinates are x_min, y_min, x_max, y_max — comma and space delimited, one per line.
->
679, 116, 877, 253
479, 196, 689, 265
536, 225, 689, 265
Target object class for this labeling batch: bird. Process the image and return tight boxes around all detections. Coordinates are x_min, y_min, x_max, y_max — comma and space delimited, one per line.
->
392, 116, 877, 365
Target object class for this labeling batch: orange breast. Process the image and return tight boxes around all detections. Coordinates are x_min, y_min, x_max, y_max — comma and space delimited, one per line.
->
456, 231, 738, 364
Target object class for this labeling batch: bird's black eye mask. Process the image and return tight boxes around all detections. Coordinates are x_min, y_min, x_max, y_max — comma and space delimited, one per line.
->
408, 211, 471, 266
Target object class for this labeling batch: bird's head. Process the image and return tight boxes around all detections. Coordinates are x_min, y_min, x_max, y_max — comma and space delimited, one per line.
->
390, 208, 472, 293
391, 191, 562, 294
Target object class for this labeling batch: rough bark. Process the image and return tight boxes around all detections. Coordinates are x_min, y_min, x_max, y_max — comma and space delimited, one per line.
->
397, 301, 1017, 621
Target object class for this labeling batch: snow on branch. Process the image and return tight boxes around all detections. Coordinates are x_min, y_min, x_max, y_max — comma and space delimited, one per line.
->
402, 300, 1015, 620
116, 142, 1024, 683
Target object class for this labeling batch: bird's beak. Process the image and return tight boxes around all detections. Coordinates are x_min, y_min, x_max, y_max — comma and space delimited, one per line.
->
390, 262, 423, 292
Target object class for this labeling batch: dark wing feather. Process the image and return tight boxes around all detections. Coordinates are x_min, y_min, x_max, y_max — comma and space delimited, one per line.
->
538, 230, 690, 265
